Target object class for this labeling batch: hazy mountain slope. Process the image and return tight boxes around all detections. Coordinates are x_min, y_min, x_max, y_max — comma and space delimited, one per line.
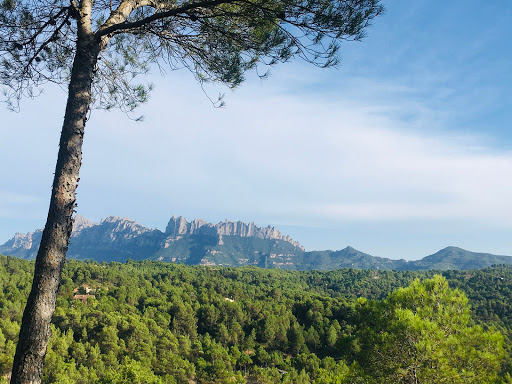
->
408, 246, 512, 271
298, 247, 408, 270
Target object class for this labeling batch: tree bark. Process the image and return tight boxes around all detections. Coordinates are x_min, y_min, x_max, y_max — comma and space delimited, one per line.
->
10, 35, 100, 384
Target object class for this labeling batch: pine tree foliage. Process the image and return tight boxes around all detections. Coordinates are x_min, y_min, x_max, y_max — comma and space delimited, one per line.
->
1, 0, 383, 111
355, 276, 504, 383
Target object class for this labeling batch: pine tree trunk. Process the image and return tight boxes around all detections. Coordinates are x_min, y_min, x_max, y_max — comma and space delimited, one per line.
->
10, 36, 100, 384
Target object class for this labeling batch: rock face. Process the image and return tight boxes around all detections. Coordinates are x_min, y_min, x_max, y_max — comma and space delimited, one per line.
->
165, 216, 304, 250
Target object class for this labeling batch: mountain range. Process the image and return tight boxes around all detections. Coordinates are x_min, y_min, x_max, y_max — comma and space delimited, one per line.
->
1, 215, 512, 271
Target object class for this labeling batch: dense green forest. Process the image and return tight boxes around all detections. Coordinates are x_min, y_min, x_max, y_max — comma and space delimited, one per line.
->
0, 255, 511, 383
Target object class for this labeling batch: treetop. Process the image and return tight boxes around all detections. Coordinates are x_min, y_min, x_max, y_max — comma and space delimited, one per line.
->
1, 0, 383, 110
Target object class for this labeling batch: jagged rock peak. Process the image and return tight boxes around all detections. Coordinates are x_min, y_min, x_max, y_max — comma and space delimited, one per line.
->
165, 216, 304, 250
4, 230, 41, 250
99, 216, 151, 235
101, 216, 133, 224
73, 214, 94, 234
166, 216, 191, 235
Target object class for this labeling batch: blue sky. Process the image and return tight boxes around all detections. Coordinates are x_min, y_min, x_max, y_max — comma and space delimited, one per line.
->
1, 1, 512, 260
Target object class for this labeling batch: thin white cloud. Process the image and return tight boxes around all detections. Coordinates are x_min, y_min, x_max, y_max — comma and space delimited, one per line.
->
0, 191, 42, 205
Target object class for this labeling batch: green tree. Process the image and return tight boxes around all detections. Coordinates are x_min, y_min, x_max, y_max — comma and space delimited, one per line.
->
288, 321, 306, 355
356, 276, 504, 384
100, 357, 163, 384
0, 330, 16, 376
1, 1, 383, 382
238, 353, 253, 376
325, 323, 338, 348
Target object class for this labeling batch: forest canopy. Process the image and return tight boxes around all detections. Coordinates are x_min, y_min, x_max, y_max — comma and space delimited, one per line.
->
0, 255, 510, 383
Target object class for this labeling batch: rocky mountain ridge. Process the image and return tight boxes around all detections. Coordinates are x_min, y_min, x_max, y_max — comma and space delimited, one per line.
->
2, 215, 512, 271
165, 216, 303, 250
0, 215, 305, 263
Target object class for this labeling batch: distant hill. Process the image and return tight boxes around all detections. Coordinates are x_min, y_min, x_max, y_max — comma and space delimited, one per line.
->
297, 247, 408, 270
1, 215, 512, 271
409, 246, 512, 271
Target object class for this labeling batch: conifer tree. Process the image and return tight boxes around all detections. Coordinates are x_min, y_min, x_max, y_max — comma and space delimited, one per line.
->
1, 1, 383, 382
356, 276, 504, 384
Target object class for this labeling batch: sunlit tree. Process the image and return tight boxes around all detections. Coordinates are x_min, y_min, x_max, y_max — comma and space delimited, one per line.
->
355, 276, 504, 384
1, 1, 383, 382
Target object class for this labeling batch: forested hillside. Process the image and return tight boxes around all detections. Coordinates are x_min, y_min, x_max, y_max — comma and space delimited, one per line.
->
0, 255, 511, 383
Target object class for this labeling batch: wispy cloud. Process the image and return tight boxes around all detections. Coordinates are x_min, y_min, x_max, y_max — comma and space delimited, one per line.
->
0, 191, 42, 205
0, 191, 45, 225
72, 67, 512, 234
